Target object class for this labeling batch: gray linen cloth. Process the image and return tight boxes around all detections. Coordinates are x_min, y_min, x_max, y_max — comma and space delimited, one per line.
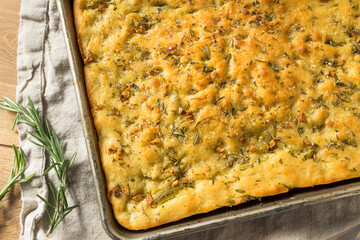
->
16, 0, 360, 239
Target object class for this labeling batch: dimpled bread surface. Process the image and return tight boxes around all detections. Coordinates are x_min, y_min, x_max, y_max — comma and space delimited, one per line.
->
74, 0, 360, 230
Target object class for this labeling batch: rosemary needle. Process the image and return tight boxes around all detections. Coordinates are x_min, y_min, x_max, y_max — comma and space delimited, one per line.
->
0, 145, 36, 208
153, 186, 183, 204
0, 96, 78, 235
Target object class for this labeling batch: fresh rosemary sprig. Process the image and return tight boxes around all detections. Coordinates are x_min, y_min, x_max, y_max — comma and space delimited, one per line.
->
0, 145, 36, 208
0, 96, 78, 235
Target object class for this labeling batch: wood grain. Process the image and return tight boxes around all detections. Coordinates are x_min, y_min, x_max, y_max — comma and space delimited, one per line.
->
0, 1, 22, 240
0, 146, 22, 237
0, 0, 20, 147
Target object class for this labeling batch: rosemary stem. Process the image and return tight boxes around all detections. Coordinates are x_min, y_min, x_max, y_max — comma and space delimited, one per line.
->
0, 176, 19, 201
0, 96, 77, 235
0, 145, 35, 206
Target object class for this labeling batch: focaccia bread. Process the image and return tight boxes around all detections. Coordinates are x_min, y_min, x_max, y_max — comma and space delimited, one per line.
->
74, 0, 360, 230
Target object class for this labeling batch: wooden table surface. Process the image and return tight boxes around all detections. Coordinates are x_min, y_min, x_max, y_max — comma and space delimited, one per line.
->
0, 1, 23, 239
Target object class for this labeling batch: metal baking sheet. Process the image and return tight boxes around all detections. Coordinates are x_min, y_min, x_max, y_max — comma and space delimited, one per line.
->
56, 0, 360, 239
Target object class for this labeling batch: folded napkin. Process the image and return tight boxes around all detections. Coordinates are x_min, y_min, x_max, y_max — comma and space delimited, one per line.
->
17, 0, 360, 239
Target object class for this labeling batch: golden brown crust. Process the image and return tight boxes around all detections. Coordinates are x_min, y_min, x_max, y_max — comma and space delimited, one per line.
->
74, 0, 360, 230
